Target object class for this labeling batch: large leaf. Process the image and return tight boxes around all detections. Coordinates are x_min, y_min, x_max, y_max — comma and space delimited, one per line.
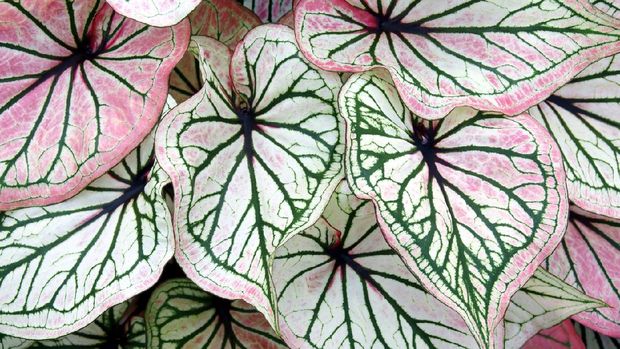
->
575, 322, 620, 348
241, 0, 292, 22
529, 54, 620, 219
145, 278, 286, 348
295, 0, 620, 119
340, 69, 568, 348
522, 320, 585, 349
0, 0, 189, 210
273, 181, 596, 349
0, 96, 175, 339
155, 26, 344, 328
105, 0, 201, 26
544, 208, 620, 337
169, 0, 261, 103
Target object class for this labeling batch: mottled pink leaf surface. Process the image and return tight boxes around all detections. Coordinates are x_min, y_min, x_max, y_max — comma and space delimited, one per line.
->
522, 320, 586, 349
106, 0, 201, 26
545, 208, 620, 337
340, 69, 568, 348
0, 0, 189, 210
296, 0, 620, 119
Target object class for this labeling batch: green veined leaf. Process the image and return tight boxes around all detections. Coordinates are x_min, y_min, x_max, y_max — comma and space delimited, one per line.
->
126, 316, 147, 349
105, 0, 201, 26
156, 26, 344, 329
295, 0, 620, 119
241, 0, 292, 22
0, 97, 176, 339
529, 54, 620, 219
522, 320, 586, 349
591, 0, 620, 19
145, 278, 286, 349
169, 0, 261, 103
575, 322, 620, 348
544, 207, 620, 337
340, 69, 568, 348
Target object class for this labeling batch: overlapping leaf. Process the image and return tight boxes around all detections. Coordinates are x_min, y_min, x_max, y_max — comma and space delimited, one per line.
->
575, 322, 620, 348
529, 54, 620, 219
274, 181, 596, 349
522, 320, 585, 349
105, 0, 201, 26
241, 0, 292, 22
0, 0, 189, 210
544, 208, 620, 337
0, 98, 175, 339
295, 0, 620, 119
169, 0, 261, 102
145, 279, 286, 349
340, 69, 568, 348
156, 26, 343, 327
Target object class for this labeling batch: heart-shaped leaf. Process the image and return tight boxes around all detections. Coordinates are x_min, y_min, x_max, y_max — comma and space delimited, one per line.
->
340, 69, 568, 347
529, 54, 620, 219
295, 0, 620, 119
0, 0, 189, 210
169, 0, 261, 102
274, 181, 597, 349
156, 26, 344, 328
544, 208, 620, 337
105, 0, 201, 26
0, 95, 175, 339
241, 0, 292, 22
145, 279, 286, 348
575, 321, 620, 348
522, 320, 585, 349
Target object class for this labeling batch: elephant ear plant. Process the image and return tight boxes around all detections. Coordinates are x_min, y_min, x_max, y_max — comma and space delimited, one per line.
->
0, 0, 619, 348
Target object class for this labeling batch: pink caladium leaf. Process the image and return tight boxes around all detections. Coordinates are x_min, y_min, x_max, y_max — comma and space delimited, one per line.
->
0, 98, 176, 339
105, 0, 201, 26
0, 0, 189, 210
544, 207, 620, 337
574, 321, 620, 348
145, 279, 287, 348
522, 320, 586, 349
340, 69, 568, 348
273, 181, 600, 349
156, 26, 344, 328
295, 0, 620, 119
241, 0, 292, 22
169, 0, 261, 102
530, 54, 620, 219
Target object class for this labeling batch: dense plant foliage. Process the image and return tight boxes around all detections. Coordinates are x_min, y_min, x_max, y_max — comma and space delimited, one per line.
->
0, 0, 619, 348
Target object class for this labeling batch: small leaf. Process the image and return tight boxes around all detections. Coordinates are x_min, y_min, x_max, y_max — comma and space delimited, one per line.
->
125, 316, 147, 349
340, 69, 568, 348
545, 208, 620, 337
295, 0, 620, 119
0, 0, 189, 210
156, 26, 343, 328
105, 0, 201, 26
522, 320, 585, 349
241, 0, 292, 22
574, 321, 620, 348
145, 279, 287, 349
530, 54, 620, 219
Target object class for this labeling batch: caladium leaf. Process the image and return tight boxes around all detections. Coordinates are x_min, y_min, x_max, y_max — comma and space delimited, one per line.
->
169, 0, 261, 102
0, 0, 189, 210
156, 26, 344, 328
274, 181, 596, 349
295, 0, 620, 119
241, 0, 292, 22
522, 320, 585, 349
145, 278, 286, 348
591, 0, 620, 19
340, 69, 568, 348
126, 316, 147, 349
529, 54, 620, 219
575, 322, 620, 348
0, 117, 175, 339
105, 0, 201, 26
544, 208, 620, 337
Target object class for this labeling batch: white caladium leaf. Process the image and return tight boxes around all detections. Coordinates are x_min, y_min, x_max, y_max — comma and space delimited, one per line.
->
241, 0, 292, 22
0, 120, 175, 338
529, 54, 620, 219
156, 26, 343, 328
340, 69, 568, 348
105, 0, 201, 26
575, 322, 620, 348
522, 320, 585, 349
274, 181, 596, 349
169, 0, 261, 102
544, 207, 620, 337
0, 0, 189, 210
503, 269, 605, 349
145, 279, 287, 348
295, 0, 620, 119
